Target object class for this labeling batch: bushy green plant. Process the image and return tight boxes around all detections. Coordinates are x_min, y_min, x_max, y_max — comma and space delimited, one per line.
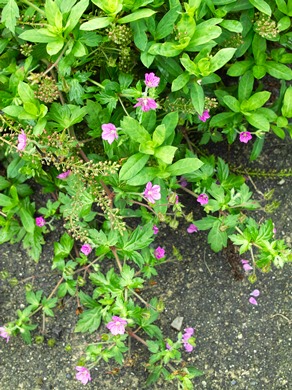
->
0, 0, 291, 388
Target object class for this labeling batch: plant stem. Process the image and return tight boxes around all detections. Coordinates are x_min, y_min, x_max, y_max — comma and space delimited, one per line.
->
110, 246, 123, 273
43, 41, 70, 76
21, 0, 45, 15
127, 329, 148, 346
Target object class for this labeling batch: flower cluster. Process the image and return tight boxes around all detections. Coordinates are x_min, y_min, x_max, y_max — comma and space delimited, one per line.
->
182, 327, 195, 352
134, 73, 160, 112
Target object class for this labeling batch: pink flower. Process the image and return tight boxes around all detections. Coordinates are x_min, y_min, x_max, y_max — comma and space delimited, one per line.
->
166, 342, 172, 350
17, 130, 27, 151
197, 193, 209, 205
75, 366, 92, 385
57, 170, 71, 179
81, 244, 92, 256
250, 289, 260, 297
154, 246, 165, 259
184, 342, 193, 352
187, 224, 198, 233
106, 316, 127, 335
249, 297, 258, 305
0, 327, 10, 343
198, 110, 210, 122
153, 225, 159, 235
241, 259, 253, 272
35, 217, 45, 227
145, 72, 160, 88
101, 123, 118, 144
182, 327, 194, 342
143, 182, 161, 204
239, 131, 252, 143
134, 97, 157, 112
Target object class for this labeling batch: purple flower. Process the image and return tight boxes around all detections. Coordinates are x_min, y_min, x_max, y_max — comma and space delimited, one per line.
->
81, 244, 92, 256
57, 170, 71, 179
166, 343, 172, 350
145, 72, 160, 88
153, 225, 159, 235
17, 130, 27, 151
249, 297, 258, 305
101, 123, 118, 144
143, 182, 161, 204
0, 327, 10, 343
182, 327, 194, 342
184, 342, 193, 352
106, 316, 127, 335
197, 193, 209, 205
250, 289, 260, 297
198, 110, 210, 122
239, 131, 252, 144
35, 217, 45, 227
75, 366, 92, 385
179, 176, 188, 187
134, 97, 157, 112
187, 224, 198, 233
154, 246, 165, 259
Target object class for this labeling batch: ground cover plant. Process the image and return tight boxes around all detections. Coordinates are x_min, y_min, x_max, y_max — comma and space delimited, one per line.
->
0, 0, 291, 388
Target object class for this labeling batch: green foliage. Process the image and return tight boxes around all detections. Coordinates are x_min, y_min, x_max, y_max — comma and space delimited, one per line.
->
0, 0, 291, 388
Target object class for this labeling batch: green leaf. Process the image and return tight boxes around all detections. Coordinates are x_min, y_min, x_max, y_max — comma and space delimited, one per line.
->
190, 82, 204, 115
180, 53, 199, 75
171, 72, 190, 92
18, 28, 58, 43
227, 60, 253, 76
249, 0, 271, 15
18, 82, 36, 104
122, 223, 153, 252
126, 167, 159, 186
167, 158, 203, 176
193, 216, 218, 230
186, 19, 222, 49
154, 145, 177, 164
19, 208, 35, 233
119, 153, 149, 181
26, 290, 43, 309
246, 113, 270, 131
220, 20, 243, 33
131, 19, 148, 51
146, 340, 160, 353
118, 9, 157, 23
250, 136, 264, 161
65, 0, 89, 35
209, 112, 236, 127
152, 124, 166, 147
74, 307, 102, 333
209, 48, 237, 72
2, 106, 23, 118
45, 0, 63, 29
155, 5, 180, 40
241, 91, 271, 111
121, 116, 151, 144
1, 0, 19, 34
282, 86, 292, 118
80, 17, 113, 30
265, 62, 292, 81
238, 70, 254, 101
223, 95, 241, 112
162, 111, 178, 143
208, 222, 228, 252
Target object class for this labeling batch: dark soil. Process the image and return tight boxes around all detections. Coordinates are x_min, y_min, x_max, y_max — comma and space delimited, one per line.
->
0, 135, 291, 390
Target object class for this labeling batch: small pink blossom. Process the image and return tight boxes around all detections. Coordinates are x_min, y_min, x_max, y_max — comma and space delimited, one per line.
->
184, 342, 194, 352
249, 297, 258, 305
153, 225, 159, 235
35, 217, 45, 227
166, 342, 172, 350
198, 110, 210, 122
57, 170, 71, 179
106, 316, 127, 335
250, 289, 260, 297
241, 259, 253, 272
143, 182, 161, 204
182, 327, 194, 342
81, 244, 92, 256
134, 97, 157, 112
75, 366, 92, 385
145, 72, 160, 88
101, 123, 118, 144
187, 224, 198, 233
239, 131, 252, 144
197, 193, 209, 205
154, 246, 165, 259
17, 130, 27, 151
0, 327, 10, 343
